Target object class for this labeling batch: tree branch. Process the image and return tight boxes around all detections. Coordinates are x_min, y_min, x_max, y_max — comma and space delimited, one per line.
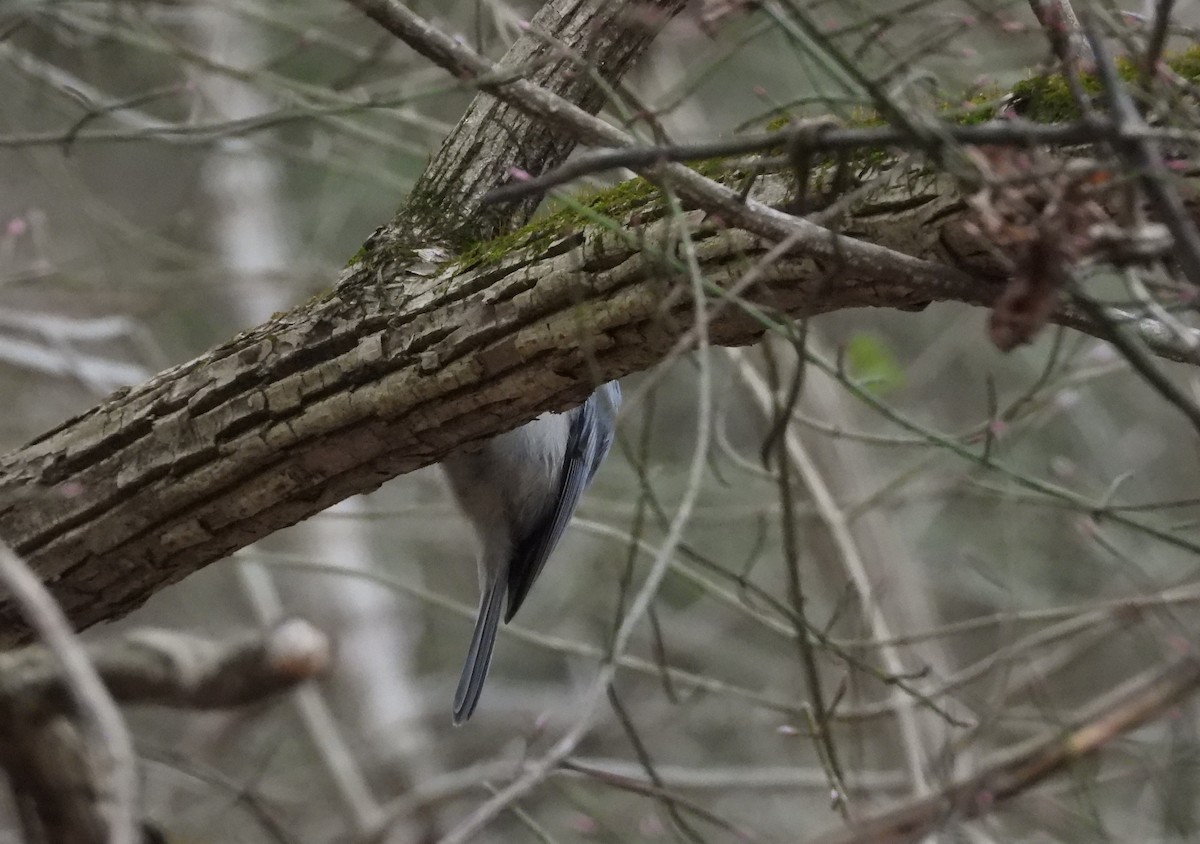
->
1, 619, 329, 712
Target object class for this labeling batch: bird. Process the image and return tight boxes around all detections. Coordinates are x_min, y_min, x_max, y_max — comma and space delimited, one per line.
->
441, 381, 621, 724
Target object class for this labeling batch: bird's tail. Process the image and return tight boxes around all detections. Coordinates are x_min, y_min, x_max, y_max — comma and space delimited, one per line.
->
453, 575, 505, 725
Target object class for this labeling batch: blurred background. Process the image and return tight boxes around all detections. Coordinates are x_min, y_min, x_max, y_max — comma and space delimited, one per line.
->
4, 0, 1200, 841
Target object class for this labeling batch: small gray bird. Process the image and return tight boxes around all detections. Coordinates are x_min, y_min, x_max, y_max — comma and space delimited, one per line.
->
442, 382, 620, 724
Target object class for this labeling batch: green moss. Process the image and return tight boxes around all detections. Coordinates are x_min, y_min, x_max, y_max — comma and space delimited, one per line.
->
585, 174, 661, 217
1167, 44, 1200, 81
1012, 43, 1200, 121
764, 114, 791, 133
1009, 72, 1099, 122
939, 86, 1008, 125
448, 174, 667, 271
450, 212, 567, 269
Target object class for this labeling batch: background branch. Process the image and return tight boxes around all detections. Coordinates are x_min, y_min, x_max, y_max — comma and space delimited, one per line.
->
809, 653, 1200, 844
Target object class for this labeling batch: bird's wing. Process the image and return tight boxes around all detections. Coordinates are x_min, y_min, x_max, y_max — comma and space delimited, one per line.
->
587, 381, 620, 484
503, 393, 600, 623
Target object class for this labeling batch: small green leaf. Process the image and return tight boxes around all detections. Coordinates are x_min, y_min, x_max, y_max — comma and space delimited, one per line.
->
845, 334, 905, 394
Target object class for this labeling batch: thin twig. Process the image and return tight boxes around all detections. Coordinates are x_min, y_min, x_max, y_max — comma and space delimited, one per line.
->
481, 119, 1120, 205
1141, 0, 1176, 86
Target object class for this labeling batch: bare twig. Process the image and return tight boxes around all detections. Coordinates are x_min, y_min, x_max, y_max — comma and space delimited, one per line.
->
1030, 0, 1090, 62
4, 715, 110, 844
1142, 0, 1176, 86
481, 119, 1125, 206
0, 613, 327, 843
803, 350, 1200, 558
